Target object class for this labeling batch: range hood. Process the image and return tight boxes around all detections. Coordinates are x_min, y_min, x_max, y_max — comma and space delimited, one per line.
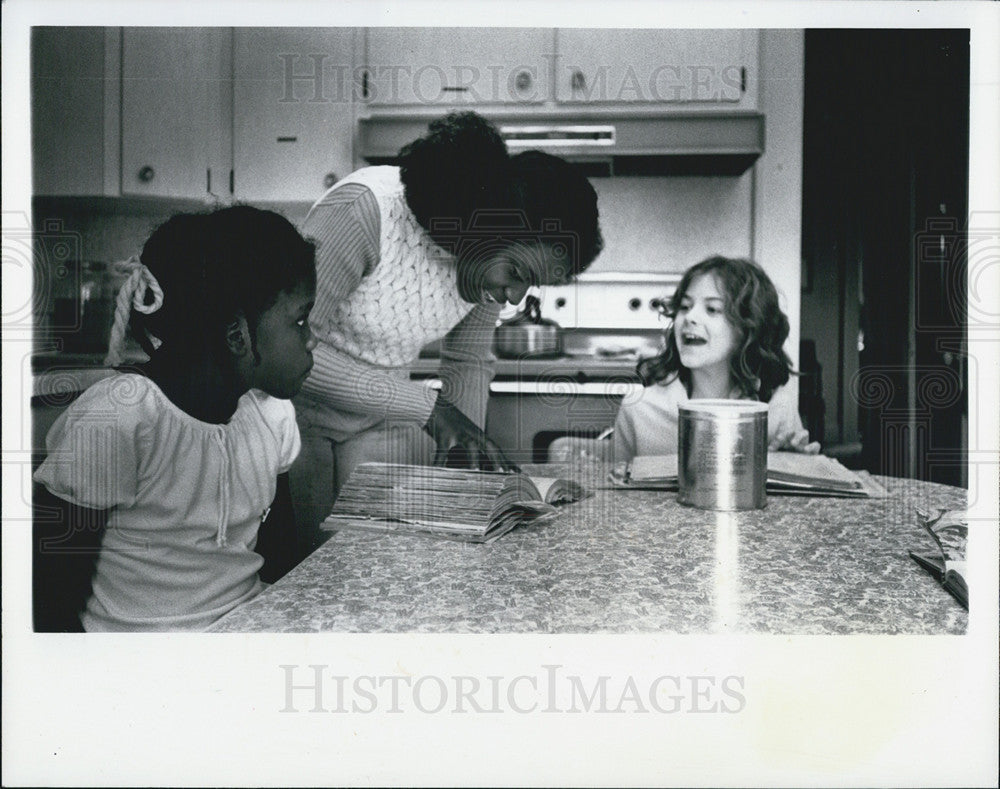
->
358, 110, 765, 176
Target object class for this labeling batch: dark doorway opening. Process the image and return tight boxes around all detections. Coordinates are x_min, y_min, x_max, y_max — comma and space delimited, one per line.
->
800, 29, 969, 486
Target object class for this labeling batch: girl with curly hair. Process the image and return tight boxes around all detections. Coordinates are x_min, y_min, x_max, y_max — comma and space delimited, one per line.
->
613, 255, 820, 461
290, 111, 603, 556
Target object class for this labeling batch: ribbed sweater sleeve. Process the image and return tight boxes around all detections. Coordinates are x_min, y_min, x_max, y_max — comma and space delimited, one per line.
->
299, 183, 439, 425
304, 182, 379, 320
438, 303, 501, 429
301, 343, 437, 423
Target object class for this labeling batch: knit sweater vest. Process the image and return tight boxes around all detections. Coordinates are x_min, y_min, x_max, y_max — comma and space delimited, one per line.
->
320, 167, 475, 368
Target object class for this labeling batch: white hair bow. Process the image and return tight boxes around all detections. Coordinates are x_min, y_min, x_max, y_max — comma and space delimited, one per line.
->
103, 256, 164, 367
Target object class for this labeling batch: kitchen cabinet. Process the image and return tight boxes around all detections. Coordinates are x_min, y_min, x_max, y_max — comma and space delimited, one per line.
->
120, 28, 232, 200
364, 28, 553, 106
121, 28, 357, 202
232, 28, 356, 202
554, 29, 758, 108
31, 27, 119, 197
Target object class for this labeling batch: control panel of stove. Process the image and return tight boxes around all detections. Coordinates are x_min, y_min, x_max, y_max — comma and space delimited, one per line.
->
539, 272, 680, 330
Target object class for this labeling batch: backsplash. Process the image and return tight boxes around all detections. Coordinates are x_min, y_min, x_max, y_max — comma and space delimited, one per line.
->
31, 199, 311, 263
30, 199, 312, 350
588, 174, 753, 273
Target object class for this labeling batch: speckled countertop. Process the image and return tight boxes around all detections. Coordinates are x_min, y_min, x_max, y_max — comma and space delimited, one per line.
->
211, 463, 968, 634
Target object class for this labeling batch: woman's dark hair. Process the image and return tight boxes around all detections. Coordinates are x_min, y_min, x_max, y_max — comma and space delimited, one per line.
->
399, 111, 602, 276
636, 256, 794, 402
509, 150, 603, 275
399, 111, 512, 237
130, 205, 316, 359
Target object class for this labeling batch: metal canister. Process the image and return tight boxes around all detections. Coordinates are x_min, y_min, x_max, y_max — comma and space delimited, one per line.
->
677, 399, 768, 511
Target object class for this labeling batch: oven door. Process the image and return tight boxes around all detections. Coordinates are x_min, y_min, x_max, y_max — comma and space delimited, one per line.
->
485, 380, 641, 464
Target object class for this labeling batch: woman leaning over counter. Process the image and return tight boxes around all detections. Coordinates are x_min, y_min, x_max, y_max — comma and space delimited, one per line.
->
289, 111, 603, 558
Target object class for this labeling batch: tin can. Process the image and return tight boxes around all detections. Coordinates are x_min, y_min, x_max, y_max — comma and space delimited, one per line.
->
677, 400, 768, 511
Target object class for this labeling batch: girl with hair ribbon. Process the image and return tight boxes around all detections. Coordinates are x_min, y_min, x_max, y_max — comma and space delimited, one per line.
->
33, 206, 317, 631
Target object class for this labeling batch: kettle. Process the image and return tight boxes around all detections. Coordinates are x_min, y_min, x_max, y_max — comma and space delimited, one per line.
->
494, 294, 563, 358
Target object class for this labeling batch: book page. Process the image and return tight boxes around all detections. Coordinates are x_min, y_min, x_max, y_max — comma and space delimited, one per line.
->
528, 476, 586, 504
766, 452, 861, 487
628, 455, 678, 482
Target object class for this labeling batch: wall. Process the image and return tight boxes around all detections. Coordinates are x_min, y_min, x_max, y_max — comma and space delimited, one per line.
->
589, 175, 753, 273
753, 29, 805, 374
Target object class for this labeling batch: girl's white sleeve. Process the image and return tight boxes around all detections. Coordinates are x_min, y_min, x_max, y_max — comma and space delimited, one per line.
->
275, 399, 302, 473
767, 384, 807, 438
33, 381, 143, 510
251, 393, 303, 473
612, 403, 638, 463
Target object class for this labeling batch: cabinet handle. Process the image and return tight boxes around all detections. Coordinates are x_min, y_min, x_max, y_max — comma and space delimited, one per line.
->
323, 172, 338, 189
514, 70, 532, 92
570, 70, 586, 92
138, 166, 155, 183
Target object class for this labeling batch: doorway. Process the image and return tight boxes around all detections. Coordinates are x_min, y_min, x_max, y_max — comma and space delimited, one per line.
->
800, 29, 969, 486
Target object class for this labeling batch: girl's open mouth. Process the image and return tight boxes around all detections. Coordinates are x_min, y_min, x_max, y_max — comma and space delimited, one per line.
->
680, 333, 707, 346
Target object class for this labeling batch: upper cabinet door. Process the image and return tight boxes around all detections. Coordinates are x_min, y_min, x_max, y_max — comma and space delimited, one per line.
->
121, 28, 231, 199
555, 29, 758, 108
32, 27, 115, 196
232, 28, 356, 203
365, 28, 554, 106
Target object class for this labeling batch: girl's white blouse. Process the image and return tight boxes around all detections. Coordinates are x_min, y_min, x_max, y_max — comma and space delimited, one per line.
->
34, 374, 301, 631
613, 376, 807, 462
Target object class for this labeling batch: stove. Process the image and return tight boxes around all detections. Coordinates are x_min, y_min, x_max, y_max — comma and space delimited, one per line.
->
412, 272, 679, 462
488, 272, 678, 462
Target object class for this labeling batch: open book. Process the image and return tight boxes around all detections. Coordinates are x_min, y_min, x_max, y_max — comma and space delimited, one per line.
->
610, 451, 889, 498
909, 508, 968, 610
321, 463, 587, 543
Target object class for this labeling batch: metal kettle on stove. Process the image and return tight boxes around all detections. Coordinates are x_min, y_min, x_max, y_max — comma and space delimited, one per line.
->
494, 294, 563, 358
